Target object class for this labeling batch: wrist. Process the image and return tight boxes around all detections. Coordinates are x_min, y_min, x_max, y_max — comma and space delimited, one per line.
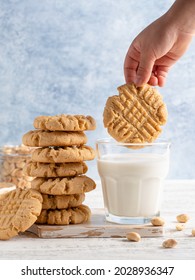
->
165, 0, 195, 35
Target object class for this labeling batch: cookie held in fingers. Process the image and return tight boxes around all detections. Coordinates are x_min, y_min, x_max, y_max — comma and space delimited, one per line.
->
34, 114, 96, 131
31, 146, 96, 163
0, 188, 42, 240
22, 130, 87, 147
31, 175, 96, 195
24, 161, 88, 177
36, 204, 91, 225
103, 83, 167, 143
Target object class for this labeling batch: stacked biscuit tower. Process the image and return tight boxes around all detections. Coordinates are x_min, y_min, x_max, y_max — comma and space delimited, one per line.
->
22, 114, 96, 226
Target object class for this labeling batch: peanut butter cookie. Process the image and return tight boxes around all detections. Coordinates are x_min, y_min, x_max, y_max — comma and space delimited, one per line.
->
0, 188, 42, 240
42, 193, 85, 209
22, 130, 87, 147
103, 83, 167, 143
31, 146, 96, 163
31, 175, 96, 195
36, 204, 91, 225
24, 161, 88, 177
34, 114, 96, 131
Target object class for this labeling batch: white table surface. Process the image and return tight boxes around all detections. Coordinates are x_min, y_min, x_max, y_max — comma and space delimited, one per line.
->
1, 180, 195, 260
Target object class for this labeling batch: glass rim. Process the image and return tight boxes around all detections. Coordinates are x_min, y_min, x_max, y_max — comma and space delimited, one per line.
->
96, 138, 171, 147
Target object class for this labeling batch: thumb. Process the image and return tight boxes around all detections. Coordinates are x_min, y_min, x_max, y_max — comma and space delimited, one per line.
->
135, 54, 155, 86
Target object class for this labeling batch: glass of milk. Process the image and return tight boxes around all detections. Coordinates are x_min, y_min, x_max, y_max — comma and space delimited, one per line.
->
96, 138, 170, 224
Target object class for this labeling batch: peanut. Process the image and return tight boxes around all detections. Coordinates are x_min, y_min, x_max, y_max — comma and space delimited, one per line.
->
192, 229, 195, 237
0, 145, 34, 188
3, 144, 33, 155
176, 214, 190, 223
162, 239, 177, 248
11, 168, 23, 177
151, 217, 165, 226
176, 224, 185, 231
126, 232, 141, 242
16, 161, 26, 169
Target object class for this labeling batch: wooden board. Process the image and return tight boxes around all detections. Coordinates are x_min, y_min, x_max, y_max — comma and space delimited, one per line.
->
27, 209, 164, 238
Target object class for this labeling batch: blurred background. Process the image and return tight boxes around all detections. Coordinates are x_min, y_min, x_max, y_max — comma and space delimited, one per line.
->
0, 0, 195, 180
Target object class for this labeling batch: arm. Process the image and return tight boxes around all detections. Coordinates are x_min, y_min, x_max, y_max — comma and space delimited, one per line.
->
124, 0, 195, 87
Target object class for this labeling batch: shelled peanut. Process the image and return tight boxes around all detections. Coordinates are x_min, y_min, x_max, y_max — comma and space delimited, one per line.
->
0, 145, 34, 189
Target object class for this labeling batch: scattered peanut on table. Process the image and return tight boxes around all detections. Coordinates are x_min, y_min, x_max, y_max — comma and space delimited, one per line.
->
176, 214, 190, 223
176, 224, 185, 231
162, 239, 177, 248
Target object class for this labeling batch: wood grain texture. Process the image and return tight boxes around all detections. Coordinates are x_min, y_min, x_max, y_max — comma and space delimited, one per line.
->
0, 180, 195, 260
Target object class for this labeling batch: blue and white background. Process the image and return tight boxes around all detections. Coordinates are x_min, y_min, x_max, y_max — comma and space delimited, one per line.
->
0, 0, 195, 180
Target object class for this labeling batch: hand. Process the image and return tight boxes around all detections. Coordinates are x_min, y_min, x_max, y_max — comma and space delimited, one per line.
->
124, 14, 193, 87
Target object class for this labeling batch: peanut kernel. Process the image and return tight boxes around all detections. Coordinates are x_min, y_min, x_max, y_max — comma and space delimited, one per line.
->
162, 239, 177, 248
151, 217, 165, 226
176, 224, 185, 231
0, 145, 33, 188
176, 214, 190, 223
126, 232, 141, 242
192, 229, 195, 237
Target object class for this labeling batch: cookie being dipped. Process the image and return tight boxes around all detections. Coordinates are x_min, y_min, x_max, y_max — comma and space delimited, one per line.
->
103, 83, 167, 144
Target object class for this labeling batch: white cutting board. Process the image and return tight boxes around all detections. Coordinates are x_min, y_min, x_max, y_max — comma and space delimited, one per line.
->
28, 208, 164, 238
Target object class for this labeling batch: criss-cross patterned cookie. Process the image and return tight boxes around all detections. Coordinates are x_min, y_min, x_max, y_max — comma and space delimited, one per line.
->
36, 204, 91, 225
34, 114, 96, 131
0, 188, 42, 240
24, 161, 88, 177
42, 193, 85, 210
31, 175, 96, 195
22, 130, 87, 147
31, 145, 96, 163
103, 83, 167, 143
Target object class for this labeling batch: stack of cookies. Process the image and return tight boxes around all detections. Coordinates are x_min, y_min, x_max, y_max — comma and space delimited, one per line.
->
22, 114, 96, 226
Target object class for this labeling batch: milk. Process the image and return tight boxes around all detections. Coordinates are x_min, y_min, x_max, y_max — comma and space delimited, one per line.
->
97, 153, 169, 221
